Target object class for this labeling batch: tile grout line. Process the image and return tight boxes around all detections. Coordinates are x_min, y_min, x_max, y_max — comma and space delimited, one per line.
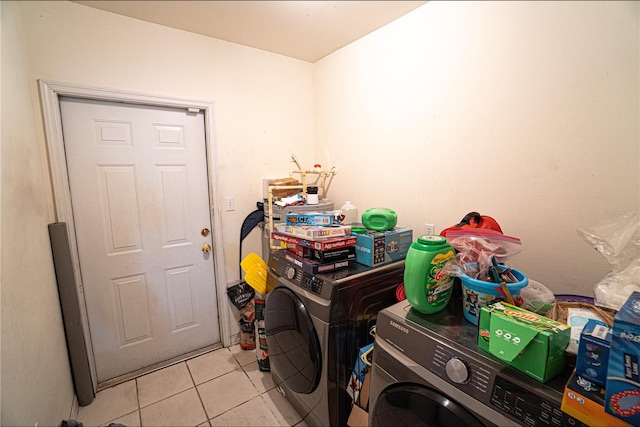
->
97, 346, 287, 427
184, 360, 210, 426
258, 393, 289, 427
135, 378, 142, 427
240, 360, 292, 426
132, 362, 204, 425
199, 350, 267, 424
206, 364, 261, 422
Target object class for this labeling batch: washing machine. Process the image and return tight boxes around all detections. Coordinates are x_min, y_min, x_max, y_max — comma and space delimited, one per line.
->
370, 299, 589, 427
265, 249, 404, 427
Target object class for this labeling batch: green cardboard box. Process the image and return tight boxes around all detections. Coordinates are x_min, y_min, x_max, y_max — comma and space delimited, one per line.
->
478, 302, 570, 383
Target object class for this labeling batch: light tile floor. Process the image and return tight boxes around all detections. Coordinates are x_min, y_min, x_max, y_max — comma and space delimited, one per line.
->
74, 345, 307, 427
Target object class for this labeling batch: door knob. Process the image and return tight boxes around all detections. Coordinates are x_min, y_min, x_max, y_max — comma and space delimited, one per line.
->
202, 244, 211, 253
201, 228, 210, 237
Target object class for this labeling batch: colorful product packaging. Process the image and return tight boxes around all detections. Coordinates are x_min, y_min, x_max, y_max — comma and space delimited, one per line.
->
353, 228, 412, 267
566, 307, 607, 355
477, 302, 570, 383
283, 251, 353, 275
255, 299, 270, 372
273, 223, 352, 240
562, 370, 631, 426
285, 212, 337, 226
271, 232, 357, 251
286, 243, 356, 263
605, 291, 640, 425
310, 246, 356, 263
575, 319, 612, 387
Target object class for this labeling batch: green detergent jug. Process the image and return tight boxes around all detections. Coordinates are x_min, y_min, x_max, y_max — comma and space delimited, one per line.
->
404, 235, 456, 314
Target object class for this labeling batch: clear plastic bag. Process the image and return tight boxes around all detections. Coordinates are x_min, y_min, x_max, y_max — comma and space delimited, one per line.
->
578, 213, 640, 310
520, 279, 556, 314
592, 259, 640, 311
444, 229, 522, 280
578, 213, 639, 273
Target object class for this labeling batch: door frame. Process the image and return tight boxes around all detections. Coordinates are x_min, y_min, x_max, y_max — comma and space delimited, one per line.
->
39, 80, 231, 391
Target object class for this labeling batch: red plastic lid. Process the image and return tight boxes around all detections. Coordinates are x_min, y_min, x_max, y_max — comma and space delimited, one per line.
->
443, 228, 521, 244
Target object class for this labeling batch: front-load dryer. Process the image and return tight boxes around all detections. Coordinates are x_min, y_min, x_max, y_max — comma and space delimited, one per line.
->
370, 299, 588, 427
265, 250, 404, 427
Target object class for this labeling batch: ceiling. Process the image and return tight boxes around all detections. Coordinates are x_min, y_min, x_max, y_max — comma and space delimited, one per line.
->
73, 1, 427, 63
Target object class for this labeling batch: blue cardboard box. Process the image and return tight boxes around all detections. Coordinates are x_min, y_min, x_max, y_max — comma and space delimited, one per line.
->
285, 212, 336, 226
576, 319, 612, 387
605, 291, 640, 425
353, 228, 412, 267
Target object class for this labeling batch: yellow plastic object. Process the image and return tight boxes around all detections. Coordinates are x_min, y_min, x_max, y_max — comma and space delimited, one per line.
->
241, 253, 267, 274
245, 266, 266, 279
245, 269, 268, 295
241, 253, 273, 294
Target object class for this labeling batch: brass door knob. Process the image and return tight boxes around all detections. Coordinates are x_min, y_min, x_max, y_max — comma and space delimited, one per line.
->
201, 228, 210, 237
202, 244, 211, 253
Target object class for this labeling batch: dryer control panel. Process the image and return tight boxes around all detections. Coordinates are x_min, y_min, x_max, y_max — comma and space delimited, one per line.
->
268, 252, 331, 299
283, 264, 324, 296
376, 301, 588, 427
490, 376, 580, 427
431, 340, 585, 427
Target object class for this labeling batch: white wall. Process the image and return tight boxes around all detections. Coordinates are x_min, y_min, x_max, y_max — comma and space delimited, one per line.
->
2, 1, 315, 425
1, 3, 75, 425
315, 1, 639, 295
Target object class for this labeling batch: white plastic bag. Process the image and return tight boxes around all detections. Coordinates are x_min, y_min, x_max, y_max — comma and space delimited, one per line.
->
578, 213, 639, 273
578, 213, 640, 310
592, 258, 640, 311
521, 279, 556, 314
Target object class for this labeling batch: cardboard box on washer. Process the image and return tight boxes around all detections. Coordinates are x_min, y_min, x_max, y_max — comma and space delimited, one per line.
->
575, 319, 612, 387
604, 291, 640, 425
353, 227, 412, 267
561, 370, 631, 427
477, 302, 570, 383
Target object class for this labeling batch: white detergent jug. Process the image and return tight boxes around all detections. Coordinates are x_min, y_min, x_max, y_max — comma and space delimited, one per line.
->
340, 201, 359, 225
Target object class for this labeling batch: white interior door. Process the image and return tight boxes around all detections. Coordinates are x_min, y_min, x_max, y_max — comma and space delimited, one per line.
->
60, 97, 220, 383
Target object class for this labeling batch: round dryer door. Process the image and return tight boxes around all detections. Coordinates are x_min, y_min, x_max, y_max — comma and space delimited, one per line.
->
265, 287, 322, 394
371, 384, 486, 427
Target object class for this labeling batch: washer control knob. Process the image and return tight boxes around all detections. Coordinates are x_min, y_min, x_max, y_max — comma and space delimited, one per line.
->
445, 357, 469, 384
285, 267, 296, 280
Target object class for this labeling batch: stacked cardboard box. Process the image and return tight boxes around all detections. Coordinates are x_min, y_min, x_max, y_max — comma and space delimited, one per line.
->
477, 302, 570, 383
562, 371, 630, 426
604, 291, 640, 426
272, 213, 355, 273
274, 211, 413, 270
273, 222, 352, 240
561, 319, 631, 426
353, 228, 412, 267
576, 319, 611, 387
560, 292, 640, 427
